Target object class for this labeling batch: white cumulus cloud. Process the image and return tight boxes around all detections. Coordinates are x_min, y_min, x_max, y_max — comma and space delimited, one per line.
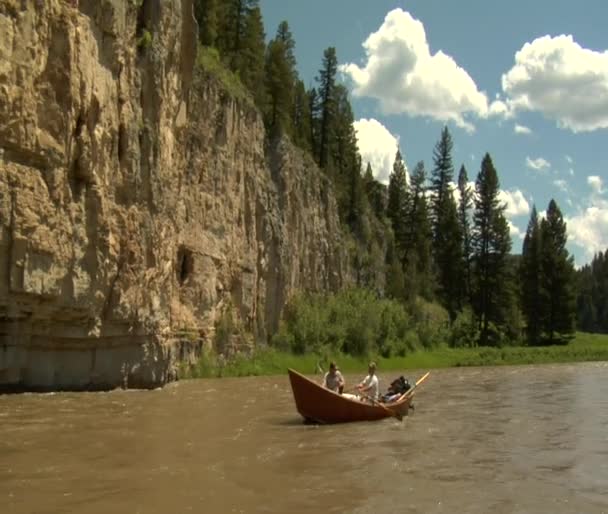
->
501, 35, 608, 132
587, 175, 604, 194
508, 220, 525, 240
498, 189, 530, 217
567, 206, 608, 262
340, 8, 494, 132
526, 156, 551, 171
514, 124, 532, 135
353, 118, 400, 185
565, 178, 607, 263
553, 179, 569, 193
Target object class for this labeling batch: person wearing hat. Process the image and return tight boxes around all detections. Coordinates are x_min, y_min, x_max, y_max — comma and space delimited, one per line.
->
322, 361, 345, 394
357, 361, 380, 401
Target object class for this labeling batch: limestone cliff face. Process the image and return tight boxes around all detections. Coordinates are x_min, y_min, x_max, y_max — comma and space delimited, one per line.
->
0, 0, 348, 390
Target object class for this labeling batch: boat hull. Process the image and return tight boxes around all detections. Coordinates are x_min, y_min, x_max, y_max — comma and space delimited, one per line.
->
288, 368, 412, 424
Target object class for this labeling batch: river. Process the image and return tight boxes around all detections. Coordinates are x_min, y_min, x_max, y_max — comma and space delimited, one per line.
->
2, 362, 607, 513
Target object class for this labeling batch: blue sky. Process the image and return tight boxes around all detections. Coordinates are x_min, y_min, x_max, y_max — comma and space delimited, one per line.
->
259, 0, 608, 266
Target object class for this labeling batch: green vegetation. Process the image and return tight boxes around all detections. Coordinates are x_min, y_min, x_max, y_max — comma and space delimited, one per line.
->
577, 250, 608, 334
137, 29, 153, 50
196, 45, 251, 102
181, 332, 608, 379
271, 288, 448, 358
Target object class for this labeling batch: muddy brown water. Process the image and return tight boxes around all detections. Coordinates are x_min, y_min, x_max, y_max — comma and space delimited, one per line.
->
2, 362, 608, 514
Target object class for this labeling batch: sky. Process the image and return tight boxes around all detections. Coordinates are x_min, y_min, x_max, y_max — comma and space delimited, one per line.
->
259, 0, 608, 266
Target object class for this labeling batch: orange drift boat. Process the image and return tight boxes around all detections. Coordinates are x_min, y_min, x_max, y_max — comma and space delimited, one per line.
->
288, 368, 430, 424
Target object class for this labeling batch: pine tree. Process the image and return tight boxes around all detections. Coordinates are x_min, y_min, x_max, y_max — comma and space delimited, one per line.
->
431, 126, 454, 228
316, 47, 338, 169
329, 86, 363, 230
275, 21, 297, 76
439, 195, 464, 318
406, 161, 433, 300
308, 87, 320, 158
293, 80, 312, 150
457, 164, 473, 306
576, 250, 608, 333
431, 127, 463, 318
520, 206, 543, 345
472, 153, 512, 345
218, 0, 259, 72
275, 21, 299, 136
264, 38, 292, 132
240, 6, 266, 108
387, 150, 409, 259
539, 199, 576, 343
194, 0, 220, 46
363, 163, 386, 219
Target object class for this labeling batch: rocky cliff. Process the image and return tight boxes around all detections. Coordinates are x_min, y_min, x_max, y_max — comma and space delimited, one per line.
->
0, 0, 349, 390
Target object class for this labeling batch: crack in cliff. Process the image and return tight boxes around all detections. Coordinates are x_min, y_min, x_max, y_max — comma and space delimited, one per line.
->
101, 253, 125, 322
6, 187, 16, 297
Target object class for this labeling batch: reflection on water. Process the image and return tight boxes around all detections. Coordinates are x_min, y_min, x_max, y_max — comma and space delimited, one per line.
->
2, 363, 608, 513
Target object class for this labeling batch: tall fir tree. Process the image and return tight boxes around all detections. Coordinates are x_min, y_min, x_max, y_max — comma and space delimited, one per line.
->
274, 21, 298, 135
330, 85, 362, 228
387, 150, 409, 261
194, 0, 220, 46
316, 47, 338, 169
457, 164, 473, 306
576, 250, 608, 333
275, 21, 297, 76
293, 80, 312, 150
539, 199, 576, 343
520, 206, 543, 345
439, 195, 464, 318
307, 87, 320, 158
362, 163, 386, 220
405, 161, 433, 300
217, 0, 259, 73
431, 127, 463, 318
430, 126, 454, 228
240, 6, 266, 109
472, 153, 512, 345
264, 38, 293, 132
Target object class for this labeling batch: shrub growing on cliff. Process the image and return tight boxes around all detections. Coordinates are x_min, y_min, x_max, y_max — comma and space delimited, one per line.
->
137, 29, 153, 51
196, 45, 251, 102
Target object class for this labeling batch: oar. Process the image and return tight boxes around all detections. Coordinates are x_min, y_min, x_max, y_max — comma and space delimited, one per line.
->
398, 371, 430, 401
358, 391, 403, 421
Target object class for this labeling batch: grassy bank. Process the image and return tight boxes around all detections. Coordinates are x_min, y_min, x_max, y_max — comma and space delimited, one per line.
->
181, 332, 608, 379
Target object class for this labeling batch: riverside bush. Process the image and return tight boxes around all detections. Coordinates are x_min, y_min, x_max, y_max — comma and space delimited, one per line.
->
272, 289, 418, 357
449, 307, 479, 348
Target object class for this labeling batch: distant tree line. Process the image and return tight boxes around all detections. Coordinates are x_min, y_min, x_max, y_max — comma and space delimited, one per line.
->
576, 250, 608, 334
191, 1, 604, 346
383, 127, 579, 346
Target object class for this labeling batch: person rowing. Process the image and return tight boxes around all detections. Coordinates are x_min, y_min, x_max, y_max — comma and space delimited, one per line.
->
356, 361, 379, 402
321, 361, 345, 394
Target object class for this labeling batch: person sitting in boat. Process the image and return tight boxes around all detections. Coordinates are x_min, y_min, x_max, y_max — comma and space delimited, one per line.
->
356, 361, 379, 401
322, 361, 345, 394
381, 376, 411, 403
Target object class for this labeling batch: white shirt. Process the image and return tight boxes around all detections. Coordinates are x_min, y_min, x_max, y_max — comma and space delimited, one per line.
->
360, 374, 379, 400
